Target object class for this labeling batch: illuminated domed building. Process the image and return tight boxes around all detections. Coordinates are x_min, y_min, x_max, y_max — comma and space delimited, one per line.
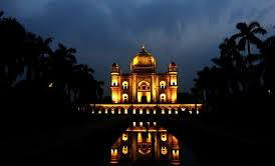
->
89, 45, 202, 165
111, 45, 178, 104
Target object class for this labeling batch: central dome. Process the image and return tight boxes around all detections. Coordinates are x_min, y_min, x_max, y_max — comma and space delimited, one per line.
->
130, 45, 156, 73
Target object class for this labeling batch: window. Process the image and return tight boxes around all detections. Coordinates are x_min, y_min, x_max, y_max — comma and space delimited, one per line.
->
138, 81, 150, 91
122, 94, 128, 103
160, 93, 166, 103
122, 81, 128, 89
161, 133, 167, 141
161, 146, 168, 155
112, 82, 118, 86
171, 80, 177, 86
160, 81, 166, 89
122, 146, 128, 154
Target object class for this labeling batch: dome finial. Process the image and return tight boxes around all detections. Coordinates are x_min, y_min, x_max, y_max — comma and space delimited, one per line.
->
141, 42, 145, 51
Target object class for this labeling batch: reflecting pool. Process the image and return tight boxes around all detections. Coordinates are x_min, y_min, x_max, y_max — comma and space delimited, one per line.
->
109, 121, 181, 165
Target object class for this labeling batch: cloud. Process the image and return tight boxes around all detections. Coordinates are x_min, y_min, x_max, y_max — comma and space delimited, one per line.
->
1, 0, 275, 94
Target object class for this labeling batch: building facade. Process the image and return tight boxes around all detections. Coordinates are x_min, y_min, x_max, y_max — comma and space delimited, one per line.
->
86, 45, 202, 165
111, 45, 178, 104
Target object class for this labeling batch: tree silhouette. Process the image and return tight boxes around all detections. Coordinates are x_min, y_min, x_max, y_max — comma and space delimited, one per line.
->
0, 11, 104, 117
232, 21, 266, 56
260, 34, 275, 91
192, 21, 274, 113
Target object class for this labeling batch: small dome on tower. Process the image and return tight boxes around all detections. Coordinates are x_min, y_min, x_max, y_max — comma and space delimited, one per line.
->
112, 62, 120, 73
170, 62, 177, 66
168, 61, 177, 72
112, 62, 119, 67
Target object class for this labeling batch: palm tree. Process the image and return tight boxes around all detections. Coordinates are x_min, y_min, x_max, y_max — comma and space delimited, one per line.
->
0, 15, 26, 88
45, 43, 77, 104
232, 21, 266, 56
23, 32, 53, 81
212, 38, 246, 94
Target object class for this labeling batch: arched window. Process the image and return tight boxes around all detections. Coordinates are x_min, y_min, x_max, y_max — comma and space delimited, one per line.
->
161, 146, 168, 155
171, 81, 177, 86
122, 81, 128, 89
160, 93, 166, 103
112, 82, 118, 86
138, 81, 150, 91
122, 94, 128, 103
160, 81, 166, 89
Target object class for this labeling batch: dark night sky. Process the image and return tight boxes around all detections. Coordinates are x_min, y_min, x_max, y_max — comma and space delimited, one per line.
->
1, 0, 275, 95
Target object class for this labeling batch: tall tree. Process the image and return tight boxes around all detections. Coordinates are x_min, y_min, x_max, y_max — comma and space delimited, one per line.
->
23, 32, 53, 81
232, 21, 266, 57
0, 13, 26, 88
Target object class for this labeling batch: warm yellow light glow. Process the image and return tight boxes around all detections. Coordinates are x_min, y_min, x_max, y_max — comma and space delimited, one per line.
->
112, 93, 119, 103
146, 109, 150, 114
137, 91, 151, 103
138, 132, 142, 143
111, 109, 115, 114
118, 109, 121, 114
122, 93, 128, 103
161, 146, 168, 155
139, 109, 143, 114
172, 149, 179, 159
122, 146, 128, 154
111, 75, 119, 86
122, 133, 128, 141
171, 93, 177, 103
111, 148, 118, 157
139, 122, 143, 127
170, 76, 177, 86
98, 110, 102, 114
153, 122, 157, 126
147, 133, 151, 143
133, 122, 136, 127
126, 128, 167, 132
153, 110, 156, 114
124, 109, 128, 114
161, 109, 165, 114
160, 81, 166, 89
122, 81, 129, 89
161, 133, 167, 141
132, 54, 156, 67
168, 110, 171, 114
105, 109, 108, 114
133, 109, 136, 114
175, 110, 178, 114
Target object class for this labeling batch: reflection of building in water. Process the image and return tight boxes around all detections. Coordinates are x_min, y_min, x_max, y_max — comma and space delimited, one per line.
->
110, 122, 181, 165
85, 45, 203, 165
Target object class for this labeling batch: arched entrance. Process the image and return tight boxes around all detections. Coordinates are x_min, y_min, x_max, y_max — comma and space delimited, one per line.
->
141, 96, 147, 103
137, 81, 151, 103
